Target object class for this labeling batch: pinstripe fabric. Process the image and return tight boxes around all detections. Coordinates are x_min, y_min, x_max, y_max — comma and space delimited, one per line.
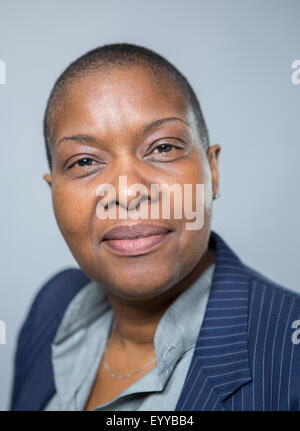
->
10, 231, 300, 411
175, 233, 300, 411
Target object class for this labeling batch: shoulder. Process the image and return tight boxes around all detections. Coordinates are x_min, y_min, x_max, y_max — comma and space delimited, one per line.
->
243, 263, 300, 309
30, 268, 91, 314
238, 264, 300, 407
242, 263, 300, 328
10, 268, 91, 410
212, 230, 300, 318
243, 263, 300, 363
13, 268, 90, 370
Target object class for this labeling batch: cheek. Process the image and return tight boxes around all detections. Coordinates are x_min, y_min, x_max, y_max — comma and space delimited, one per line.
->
171, 158, 212, 264
51, 182, 94, 238
171, 157, 211, 223
178, 222, 210, 263
185, 156, 212, 219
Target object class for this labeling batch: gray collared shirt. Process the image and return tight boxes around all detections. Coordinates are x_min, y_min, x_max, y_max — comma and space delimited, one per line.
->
44, 263, 215, 411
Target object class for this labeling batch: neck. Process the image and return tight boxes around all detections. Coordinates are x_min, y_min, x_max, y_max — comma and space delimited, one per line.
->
105, 245, 216, 351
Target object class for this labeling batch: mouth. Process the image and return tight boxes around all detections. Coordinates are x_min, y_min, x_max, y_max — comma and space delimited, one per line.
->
101, 224, 173, 256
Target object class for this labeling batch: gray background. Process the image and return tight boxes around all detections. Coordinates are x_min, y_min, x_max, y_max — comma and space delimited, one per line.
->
0, 0, 299, 411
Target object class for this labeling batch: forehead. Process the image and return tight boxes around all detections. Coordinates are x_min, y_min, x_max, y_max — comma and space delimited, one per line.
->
50, 66, 195, 144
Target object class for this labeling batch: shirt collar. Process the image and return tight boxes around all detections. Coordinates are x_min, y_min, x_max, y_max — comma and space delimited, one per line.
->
154, 263, 215, 375
51, 262, 215, 409
53, 263, 215, 351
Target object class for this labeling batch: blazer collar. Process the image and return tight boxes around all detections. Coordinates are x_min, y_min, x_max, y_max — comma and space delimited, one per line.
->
175, 230, 252, 411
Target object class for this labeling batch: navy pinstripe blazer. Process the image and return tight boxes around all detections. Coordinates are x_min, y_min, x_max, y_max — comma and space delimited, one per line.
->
10, 231, 300, 411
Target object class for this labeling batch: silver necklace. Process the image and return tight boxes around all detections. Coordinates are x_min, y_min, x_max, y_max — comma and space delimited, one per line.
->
103, 319, 157, 379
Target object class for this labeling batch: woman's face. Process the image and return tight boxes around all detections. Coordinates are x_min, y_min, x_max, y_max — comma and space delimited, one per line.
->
44, 66, 220, 300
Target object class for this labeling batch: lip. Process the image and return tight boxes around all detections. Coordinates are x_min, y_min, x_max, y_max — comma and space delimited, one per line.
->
101, 223, 173, 256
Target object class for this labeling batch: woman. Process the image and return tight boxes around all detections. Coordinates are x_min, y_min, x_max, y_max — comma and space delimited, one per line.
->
10, 43, 300, 411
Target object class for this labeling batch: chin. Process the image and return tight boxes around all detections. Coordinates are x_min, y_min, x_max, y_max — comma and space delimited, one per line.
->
95, 264, 182, 301
106, 281, 174, 302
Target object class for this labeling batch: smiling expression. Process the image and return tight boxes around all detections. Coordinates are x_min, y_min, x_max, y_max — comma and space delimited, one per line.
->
44, 65, 220, 300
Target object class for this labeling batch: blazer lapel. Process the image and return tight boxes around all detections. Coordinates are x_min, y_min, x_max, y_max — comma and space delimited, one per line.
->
175, 231, 252, 411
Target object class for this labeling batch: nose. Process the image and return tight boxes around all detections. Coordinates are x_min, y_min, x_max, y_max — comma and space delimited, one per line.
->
96, 155, 154, 217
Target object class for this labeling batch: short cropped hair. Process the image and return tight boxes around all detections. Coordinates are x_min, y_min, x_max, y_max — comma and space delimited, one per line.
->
43, 43, 210, 169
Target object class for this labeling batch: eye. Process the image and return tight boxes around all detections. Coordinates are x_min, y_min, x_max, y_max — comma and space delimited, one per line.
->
70, 157, 96, 168
65, 156, 105, 177
145, 141, 186, 162
152, 143, 174, 154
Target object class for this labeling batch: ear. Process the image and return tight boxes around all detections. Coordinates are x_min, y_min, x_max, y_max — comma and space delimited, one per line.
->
207, 144, 221, 197
43, 173, 52, 188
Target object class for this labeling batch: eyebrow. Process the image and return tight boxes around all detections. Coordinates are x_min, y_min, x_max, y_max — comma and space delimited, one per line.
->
56, 116, 189, 147
142, 116, 189, 134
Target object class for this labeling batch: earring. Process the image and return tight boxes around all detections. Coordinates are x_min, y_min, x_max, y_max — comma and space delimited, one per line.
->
213, 192, 220, 200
